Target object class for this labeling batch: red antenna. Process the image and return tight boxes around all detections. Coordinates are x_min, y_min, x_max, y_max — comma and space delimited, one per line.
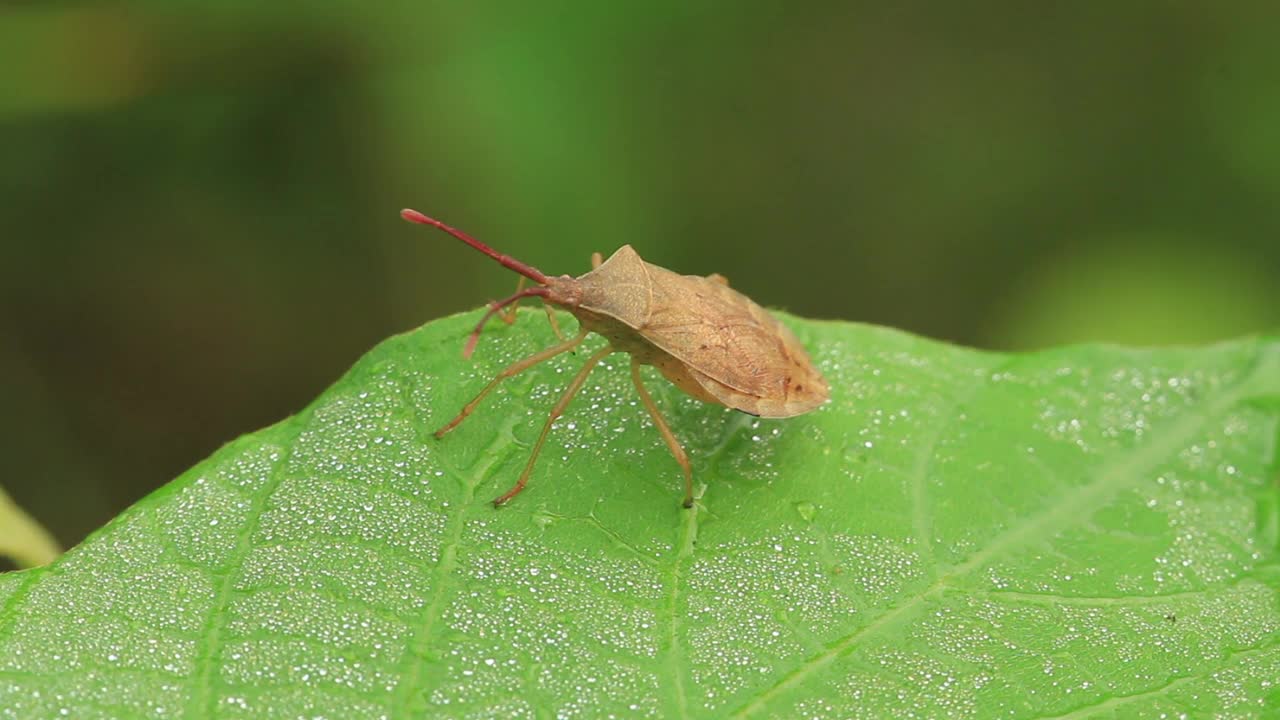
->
400, 208, 550, 284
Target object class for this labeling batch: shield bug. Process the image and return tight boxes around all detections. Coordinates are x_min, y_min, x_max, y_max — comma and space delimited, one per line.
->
402, 208, 828, 508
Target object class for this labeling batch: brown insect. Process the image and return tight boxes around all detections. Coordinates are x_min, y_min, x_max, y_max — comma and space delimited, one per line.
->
402, 208, 829, 508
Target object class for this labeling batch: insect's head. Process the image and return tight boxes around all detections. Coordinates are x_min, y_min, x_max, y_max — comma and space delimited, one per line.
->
402, 208, 578, 358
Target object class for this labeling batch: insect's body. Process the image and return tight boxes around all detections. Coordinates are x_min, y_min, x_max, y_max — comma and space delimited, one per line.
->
551, 245, 828, 417
401, 208, 828, 508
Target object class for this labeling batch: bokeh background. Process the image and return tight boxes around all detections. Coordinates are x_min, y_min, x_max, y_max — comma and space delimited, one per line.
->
2, 2, 1278, 556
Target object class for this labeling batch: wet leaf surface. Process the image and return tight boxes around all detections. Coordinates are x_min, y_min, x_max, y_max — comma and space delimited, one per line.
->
1, 310, 1278, 718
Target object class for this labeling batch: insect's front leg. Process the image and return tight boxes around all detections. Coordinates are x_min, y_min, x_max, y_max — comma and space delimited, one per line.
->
541, 302, 567, 341
462, 286, 552, 358
496, 277, 528, 324
437, 328, 589, 438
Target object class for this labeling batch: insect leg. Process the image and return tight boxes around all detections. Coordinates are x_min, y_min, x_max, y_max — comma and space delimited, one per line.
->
494, 276, 564, 339
497, 277, 528, 325
630, 360, 695, 509
462, 286, 551, 358
493, 345, 615, 507
436, 328, 589, 438
541, 302, 567, 341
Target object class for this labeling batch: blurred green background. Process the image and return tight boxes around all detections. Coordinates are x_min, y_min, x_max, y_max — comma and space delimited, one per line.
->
2, 2, 1278, 556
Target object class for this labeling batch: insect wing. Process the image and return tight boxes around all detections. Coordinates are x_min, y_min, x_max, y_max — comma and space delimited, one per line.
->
641, 267, 828, 415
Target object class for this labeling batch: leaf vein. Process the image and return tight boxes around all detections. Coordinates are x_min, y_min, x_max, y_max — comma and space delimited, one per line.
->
728, 346, 1269, 718
183, 428, 302, 718
1027, 642, 1278, 720
389, 384, 526, 717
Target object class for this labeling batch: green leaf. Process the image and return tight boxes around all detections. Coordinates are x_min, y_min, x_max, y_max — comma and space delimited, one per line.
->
1, 310, 1278, 719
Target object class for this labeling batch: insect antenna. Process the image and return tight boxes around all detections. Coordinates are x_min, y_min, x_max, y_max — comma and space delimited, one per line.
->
400, 209, 550, 284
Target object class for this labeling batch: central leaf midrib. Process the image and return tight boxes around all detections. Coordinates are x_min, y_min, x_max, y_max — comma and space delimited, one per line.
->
183, 423, 302, 719
390, 408, 525, 718
662, 502, 699, 720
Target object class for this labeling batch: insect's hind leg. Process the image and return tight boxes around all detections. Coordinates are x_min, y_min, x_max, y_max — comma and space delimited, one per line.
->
630, 360, 695, 508
493, 345, 615, 507
436, 328, 589, 438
